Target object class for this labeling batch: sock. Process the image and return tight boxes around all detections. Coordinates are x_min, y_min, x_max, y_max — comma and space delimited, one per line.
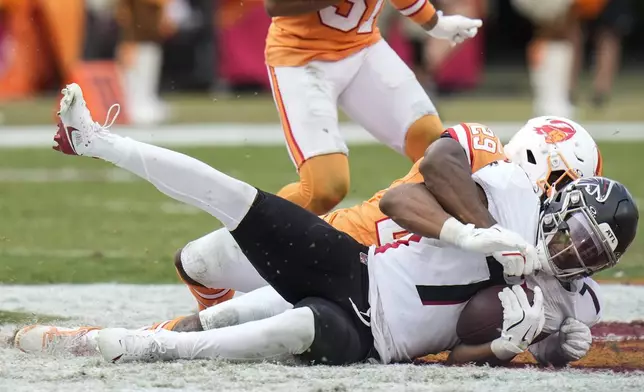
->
528, 39, 575, 118
92, 135, 257, 231
145, 316, 187, 331
164, 307, 314, 361
404, 114, 444, 162
199, 286, 293, 330
187, 286, 235, 311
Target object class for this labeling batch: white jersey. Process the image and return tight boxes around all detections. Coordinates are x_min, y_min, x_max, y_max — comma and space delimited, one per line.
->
367, 157, 541, 363
525, 275, 602, 333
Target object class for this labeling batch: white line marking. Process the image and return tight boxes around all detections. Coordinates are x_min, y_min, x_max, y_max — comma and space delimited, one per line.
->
1, 122, 644, 148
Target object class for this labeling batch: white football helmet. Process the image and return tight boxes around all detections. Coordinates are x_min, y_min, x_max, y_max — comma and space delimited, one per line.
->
504, 116, 603, 198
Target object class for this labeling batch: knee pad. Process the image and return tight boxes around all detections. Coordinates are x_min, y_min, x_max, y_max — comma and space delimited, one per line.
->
404, 114, 444, 162
277, 154, 350, 215
294, 298, 371, 365
179, 228, 238, 288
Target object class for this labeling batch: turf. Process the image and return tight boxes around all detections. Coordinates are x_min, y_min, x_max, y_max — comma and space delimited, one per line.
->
0, 92, 643, 126
0, 142, 641, 284
0, 310, 65, 325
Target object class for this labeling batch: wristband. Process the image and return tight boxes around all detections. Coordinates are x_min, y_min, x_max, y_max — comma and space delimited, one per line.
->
439, 217, 466, 245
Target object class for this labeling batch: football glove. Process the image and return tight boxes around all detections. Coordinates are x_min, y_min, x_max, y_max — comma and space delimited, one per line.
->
440, 218, 540, 276
491, 285, 545, 360
427, 11, 482, 46
558, 317, 592, 361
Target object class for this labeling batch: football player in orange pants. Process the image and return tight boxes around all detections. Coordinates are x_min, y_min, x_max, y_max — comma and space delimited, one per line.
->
115, 0, 173, 125
265, 0, 481, 217
0, 0, 85, 99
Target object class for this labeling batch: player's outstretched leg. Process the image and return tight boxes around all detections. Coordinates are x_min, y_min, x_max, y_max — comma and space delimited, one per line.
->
54, 83, 257, 232
98, 297, 372, 365
12, 286, 293, 357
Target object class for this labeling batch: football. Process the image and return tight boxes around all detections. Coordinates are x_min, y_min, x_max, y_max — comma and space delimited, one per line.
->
456, 285, 534, 345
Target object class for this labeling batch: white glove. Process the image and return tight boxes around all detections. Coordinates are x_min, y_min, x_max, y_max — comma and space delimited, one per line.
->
492, 248, 541, 277
491, 285, 545, 360
440, 218, 540, 276
427, 11, 483, 46
558, 317, 592, 361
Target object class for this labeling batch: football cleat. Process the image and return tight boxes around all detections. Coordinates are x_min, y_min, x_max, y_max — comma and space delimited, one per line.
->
13, 325, 101, 356
97, 328, 175, 363
53, 83, 120, 157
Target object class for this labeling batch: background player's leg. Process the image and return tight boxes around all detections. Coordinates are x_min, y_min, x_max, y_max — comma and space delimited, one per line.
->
267, 64, 352, 215
339, 40, 442, 163
115, 0, 167, 125
91, 135, 257, 231
525, 9, 577, 118
276, 154, 350, 215
404, 115, 445, 162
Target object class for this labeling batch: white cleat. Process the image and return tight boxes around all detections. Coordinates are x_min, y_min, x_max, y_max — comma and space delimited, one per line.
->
54, 83, 120, 157
13, 325, 101, 356
97, 328, 174, 363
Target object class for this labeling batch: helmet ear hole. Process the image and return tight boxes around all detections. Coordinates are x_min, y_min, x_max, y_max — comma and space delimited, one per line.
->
526, 150, 537, 165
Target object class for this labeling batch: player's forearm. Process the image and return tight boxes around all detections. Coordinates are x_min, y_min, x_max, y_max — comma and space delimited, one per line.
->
421, 138, 496, 228
380, 183, 451, 239
446, 343, 508, 366
264, 0, 343, 17
389, 0, 437, 30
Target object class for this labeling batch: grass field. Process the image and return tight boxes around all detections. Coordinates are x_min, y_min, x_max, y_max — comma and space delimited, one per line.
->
0, 141, 642, 284
0, 82, 643, 126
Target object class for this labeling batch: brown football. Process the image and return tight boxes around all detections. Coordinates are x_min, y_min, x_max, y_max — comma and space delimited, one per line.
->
456, 285, 534, 345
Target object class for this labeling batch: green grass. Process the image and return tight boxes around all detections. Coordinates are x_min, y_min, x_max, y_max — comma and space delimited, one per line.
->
0, 310, 66, 325
0, 88, 643, 126
0, 142, 642, 284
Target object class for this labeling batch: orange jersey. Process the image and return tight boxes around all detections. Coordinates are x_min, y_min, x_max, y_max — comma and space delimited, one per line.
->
265, 0, 436, 67
322, 123, 508, 246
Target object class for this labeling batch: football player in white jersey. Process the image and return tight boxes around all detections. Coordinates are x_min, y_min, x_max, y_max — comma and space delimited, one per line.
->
15, 106, 611, 364
43, 83, 544, 365
29, 84, 637, 366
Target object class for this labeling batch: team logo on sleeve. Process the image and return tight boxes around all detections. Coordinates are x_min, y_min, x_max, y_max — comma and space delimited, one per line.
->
534, 119, 577, 144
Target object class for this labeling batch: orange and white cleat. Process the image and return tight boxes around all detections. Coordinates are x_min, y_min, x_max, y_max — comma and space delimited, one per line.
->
13, 325, 102, 356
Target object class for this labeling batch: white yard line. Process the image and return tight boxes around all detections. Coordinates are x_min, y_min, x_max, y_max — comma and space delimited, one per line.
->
0, 122, 643, 148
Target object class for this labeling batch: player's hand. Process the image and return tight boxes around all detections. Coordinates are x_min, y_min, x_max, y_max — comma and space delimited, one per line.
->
491, 285, 545, 360
558, 317, 592, 362
427, 11, 482, 46
492, 245, 541, 277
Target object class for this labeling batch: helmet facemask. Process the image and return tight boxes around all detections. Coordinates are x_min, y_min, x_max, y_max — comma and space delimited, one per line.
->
534, 149, 583, 198
538, 188, 619, 281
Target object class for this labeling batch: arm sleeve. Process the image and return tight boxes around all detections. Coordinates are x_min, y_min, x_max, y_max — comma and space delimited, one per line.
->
388, 0, 436, 25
